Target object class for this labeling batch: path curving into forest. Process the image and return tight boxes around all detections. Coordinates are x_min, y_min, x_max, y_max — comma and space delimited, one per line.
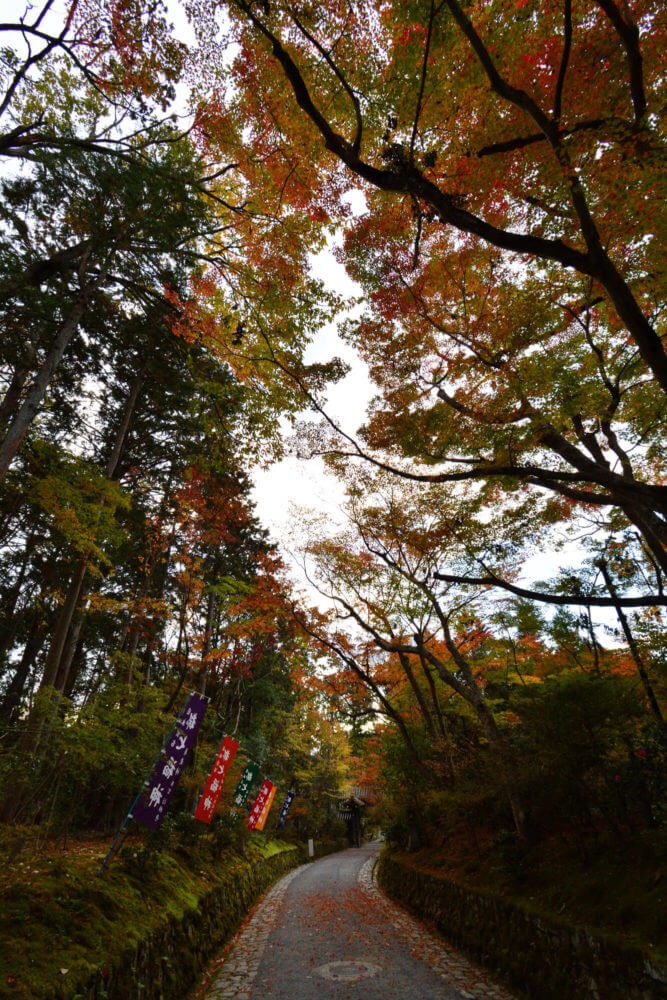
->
198, 843, 515, 1000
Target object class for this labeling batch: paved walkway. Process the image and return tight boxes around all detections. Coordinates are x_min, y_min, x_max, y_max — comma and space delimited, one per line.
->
198, 843, 515, 1000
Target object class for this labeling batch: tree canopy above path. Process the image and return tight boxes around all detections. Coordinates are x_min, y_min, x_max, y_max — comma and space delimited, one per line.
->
0, 0, 663, 887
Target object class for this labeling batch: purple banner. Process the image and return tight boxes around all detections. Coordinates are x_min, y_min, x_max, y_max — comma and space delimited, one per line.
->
276, 790, 295, 830
131, 692, 208, 829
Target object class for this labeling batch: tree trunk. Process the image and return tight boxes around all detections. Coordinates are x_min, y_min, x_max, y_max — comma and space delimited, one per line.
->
123, 627, 141, 687
164, 590, 190, 711
0, 625, 43, 724
0, 298, 87, 482
41, 369, 144, 698
199, 590, 216, 697
470, 686, 529, 839
0, 339, 38, 430
621, 503, 667, 577
597, 558, 664, 725
438, 618, 530, 839
56, 612, 85, 696
39, 560, 88, 693
398, 650, 437, 738
0, 530, 36, 665
419, 654, 457, 779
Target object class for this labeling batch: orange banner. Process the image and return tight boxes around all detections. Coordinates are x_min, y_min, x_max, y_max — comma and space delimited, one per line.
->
255, 785, 276, 831
247, 779, 274, 830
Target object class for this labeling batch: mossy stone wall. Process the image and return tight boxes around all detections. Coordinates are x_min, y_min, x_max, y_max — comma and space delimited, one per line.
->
63, 846, 301, 1000
377, 851, 667, 1000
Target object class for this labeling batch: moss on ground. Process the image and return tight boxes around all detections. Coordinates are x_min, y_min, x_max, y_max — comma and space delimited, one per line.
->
0, 826, 297, 999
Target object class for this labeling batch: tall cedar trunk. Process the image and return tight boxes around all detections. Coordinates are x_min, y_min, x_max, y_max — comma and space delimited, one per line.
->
164, 590, 190, 711
78, 653, 106, 712
0, 339, 38, 429
597, 558, 664, 725
9, 371, 143, 779
40, 370, 144, 698
62, 633, 86, 700
39, 561, 88, 692
5, 562, 91, 812
0, 530, 36, 665
0, 625, 43, 724
123, 628, 141, 687
55, 612, 84, 695
136, 649, 153, 714
121, 472, 176, 698
199, 590, 216, 696
0, 295, 88, 482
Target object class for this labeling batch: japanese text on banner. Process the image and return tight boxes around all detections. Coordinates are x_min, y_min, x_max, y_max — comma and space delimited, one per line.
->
276, 791, 295, 830
132, 693, 208, 830
255, 785, 276, 831
247, 779, 274, 830
194, 735, 239, 823
232, 761, 259, 808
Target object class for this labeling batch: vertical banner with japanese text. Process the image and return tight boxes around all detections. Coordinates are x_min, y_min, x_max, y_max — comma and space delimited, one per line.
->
276, 791, 295, 830
131, 692, 208, 830
255, 785, 276, 831
232, 761, 259, 808
247, 779, 274, 830
193, 735, 239, 823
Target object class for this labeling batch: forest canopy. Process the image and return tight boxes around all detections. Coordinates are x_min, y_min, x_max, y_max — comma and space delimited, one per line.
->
0, 0, 664, 898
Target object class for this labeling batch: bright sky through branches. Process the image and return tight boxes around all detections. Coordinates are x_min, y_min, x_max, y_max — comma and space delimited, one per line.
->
251, 218, 374, 558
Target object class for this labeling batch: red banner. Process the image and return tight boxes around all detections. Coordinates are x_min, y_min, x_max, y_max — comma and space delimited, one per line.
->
194, 736, 239, 823
247, 778, 274, 830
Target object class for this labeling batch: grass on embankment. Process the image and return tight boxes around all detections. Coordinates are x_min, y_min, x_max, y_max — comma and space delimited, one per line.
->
0, 824, 293, 999
394, 824, 666, 961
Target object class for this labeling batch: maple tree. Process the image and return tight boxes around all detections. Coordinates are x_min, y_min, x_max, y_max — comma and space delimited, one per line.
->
177, 0, 665, 593
289, 464, 664, 838
206, 0, 664, 380
0, 0, 664, 924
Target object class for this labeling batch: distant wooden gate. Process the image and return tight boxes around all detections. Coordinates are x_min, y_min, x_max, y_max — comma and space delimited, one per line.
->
337, 786, 373, 847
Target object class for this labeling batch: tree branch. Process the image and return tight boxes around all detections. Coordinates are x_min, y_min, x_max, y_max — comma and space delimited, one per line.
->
432, 569, 666, 607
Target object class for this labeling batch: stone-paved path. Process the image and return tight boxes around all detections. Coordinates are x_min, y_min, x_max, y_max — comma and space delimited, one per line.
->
198, 843, 515, 1000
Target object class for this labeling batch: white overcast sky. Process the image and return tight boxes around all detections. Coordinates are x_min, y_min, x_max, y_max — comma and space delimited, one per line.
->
251, 233, 374, 560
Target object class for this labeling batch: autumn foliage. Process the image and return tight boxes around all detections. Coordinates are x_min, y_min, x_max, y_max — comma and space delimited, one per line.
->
0, 0, 664, 950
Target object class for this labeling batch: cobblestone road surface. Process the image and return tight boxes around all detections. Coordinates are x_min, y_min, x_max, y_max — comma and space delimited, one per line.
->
199, 843, 515, 1000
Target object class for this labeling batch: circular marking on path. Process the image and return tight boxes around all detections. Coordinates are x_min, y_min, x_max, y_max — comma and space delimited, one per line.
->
317, 960, 382, 982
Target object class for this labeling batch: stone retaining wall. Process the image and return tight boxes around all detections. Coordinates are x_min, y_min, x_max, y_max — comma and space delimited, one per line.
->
377, 851, 667, 1000
61, 847, 302, 1000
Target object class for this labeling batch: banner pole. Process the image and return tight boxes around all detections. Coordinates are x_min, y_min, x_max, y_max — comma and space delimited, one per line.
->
98, 692, 194, 875
98, 792, 140, 874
